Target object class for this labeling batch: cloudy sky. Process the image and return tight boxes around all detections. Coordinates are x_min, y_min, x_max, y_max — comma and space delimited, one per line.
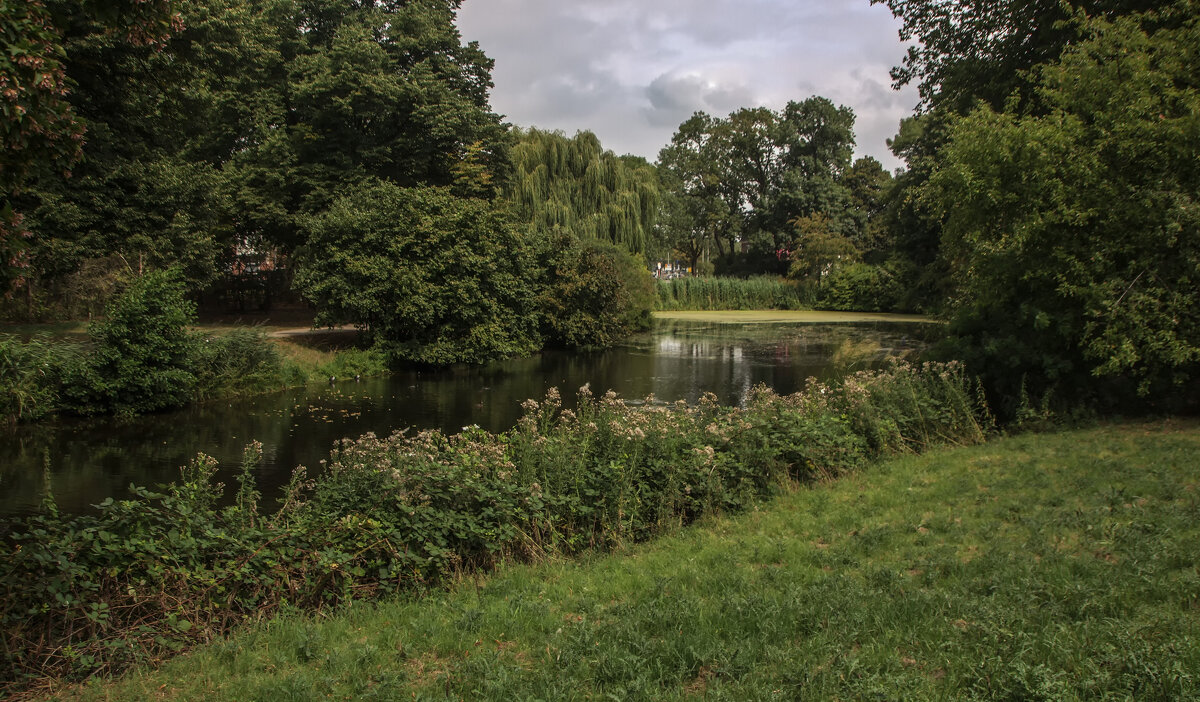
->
455, 0, 920, 171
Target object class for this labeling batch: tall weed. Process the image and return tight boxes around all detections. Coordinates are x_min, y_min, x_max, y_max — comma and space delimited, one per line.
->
0, 336, 71, 424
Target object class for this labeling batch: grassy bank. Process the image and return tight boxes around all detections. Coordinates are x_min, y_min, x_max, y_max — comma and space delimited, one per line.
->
0, 325, 385, 424
55, 420, 1200, 701
2, 362, 984, 696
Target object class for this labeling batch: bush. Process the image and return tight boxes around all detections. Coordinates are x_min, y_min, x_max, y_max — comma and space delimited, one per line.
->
295, 182, 541, 366
193, 328, 292, 398
819, 259, 915, 312
0, 361, 988, 694
540, 235, 655, 349
58, 270, 198, 416
0, 336, 72, 423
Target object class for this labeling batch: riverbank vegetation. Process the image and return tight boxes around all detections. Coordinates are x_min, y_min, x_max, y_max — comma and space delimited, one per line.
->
655, 276, 810, 311
49, 420, 1200, 701
1, 0, 657, 375
3, 0, 1200, 695
0, 361, 985, 696
0, 271, 386, 423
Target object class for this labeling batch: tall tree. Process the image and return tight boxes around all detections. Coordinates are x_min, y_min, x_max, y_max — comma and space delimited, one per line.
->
16, 0, 292, 298
929, 2, 1200, 410
872, 0, 1164, 115
1, 0, 182, 291
655, 112, 740, 267
872, 0, 1169, 313
656, 98, 857, 275
288, 0, 508, 207
506, 128, 660, 254
841, 156, 894, 257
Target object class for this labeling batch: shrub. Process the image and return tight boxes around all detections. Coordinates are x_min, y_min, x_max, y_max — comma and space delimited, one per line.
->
295, 182, 541, 366
0, 336, 72, 423
60, 270, 199, 416
193, 328, 290, 398
540, 235, 655, 348
819, 259, 914, 312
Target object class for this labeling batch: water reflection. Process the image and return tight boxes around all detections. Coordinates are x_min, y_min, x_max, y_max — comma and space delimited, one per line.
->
0, 320, 937, 519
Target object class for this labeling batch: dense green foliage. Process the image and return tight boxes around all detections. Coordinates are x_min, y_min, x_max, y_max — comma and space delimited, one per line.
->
5, 0, 659, 364
58, 270, 199, 415
5, 0, 511, 320
0, 335, 65, 423
295, 182, 540, 365
871, 0, 1163, 114
79, 421, 1200, 701
539, 236, 655, 348
0, 0, 181, 290
656, 99, 875, 277
820, 259, 917, 313
654, 276, 810, 311
508, 129, 660, 255
929, 4, 1200, 411
501, 129, 659, 350
863, 0, 1200, 410
0, 273, 373, 422
0, 362, 986, 693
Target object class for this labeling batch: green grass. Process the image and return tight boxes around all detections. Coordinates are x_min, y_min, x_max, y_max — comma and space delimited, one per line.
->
56, 421, 1200, 701
654, 309, 936, 324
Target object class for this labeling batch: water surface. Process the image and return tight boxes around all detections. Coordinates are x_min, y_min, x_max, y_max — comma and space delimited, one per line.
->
0, 320, 937, 518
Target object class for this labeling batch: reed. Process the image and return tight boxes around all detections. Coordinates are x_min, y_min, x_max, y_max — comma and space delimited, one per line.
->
654, 276, 812, 311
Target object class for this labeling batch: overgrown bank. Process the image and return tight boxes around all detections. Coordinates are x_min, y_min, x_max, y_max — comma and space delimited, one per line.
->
60, 419, 1199, 701
0, 271, 387, 424
0, 361, 986, 696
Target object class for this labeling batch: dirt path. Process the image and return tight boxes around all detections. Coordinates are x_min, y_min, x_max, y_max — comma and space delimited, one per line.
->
267, 325, 359, 338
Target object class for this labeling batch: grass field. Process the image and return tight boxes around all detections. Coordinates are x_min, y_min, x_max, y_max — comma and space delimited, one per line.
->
53, 420, 1200, 701
653, 310, 936, 325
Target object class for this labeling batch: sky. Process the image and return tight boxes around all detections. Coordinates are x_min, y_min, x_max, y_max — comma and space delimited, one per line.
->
455, 0, 920, 172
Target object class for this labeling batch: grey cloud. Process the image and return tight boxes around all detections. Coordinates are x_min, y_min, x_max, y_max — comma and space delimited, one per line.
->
456, 0, 918, 169
643, 73, 754, 127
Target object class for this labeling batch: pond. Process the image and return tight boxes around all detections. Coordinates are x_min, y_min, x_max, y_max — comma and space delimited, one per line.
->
0, 318, 939, 519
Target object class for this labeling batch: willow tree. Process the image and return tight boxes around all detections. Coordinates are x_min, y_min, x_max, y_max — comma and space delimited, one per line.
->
506, 128, 659, 255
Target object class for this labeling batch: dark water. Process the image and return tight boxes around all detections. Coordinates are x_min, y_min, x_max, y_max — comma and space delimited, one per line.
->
0, 320, 937, 519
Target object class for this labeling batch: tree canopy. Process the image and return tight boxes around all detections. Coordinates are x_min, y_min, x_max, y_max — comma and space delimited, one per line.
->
507, 128, 660, 255
656, 97, 874, 278
929, 1, 1200, 410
